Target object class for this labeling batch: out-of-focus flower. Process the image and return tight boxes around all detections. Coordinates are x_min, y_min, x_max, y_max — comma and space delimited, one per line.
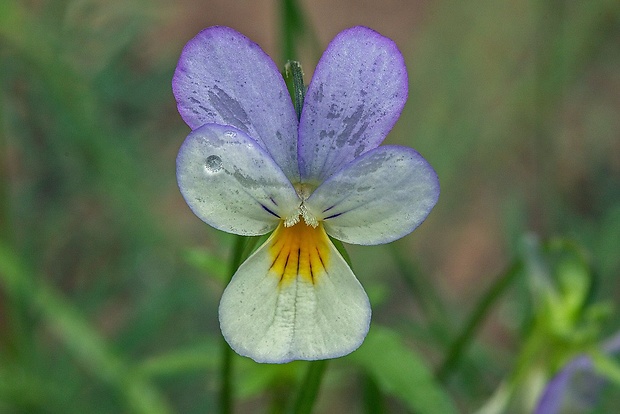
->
477, 238, 613, 414
173, 26, 439, 363
535, 333, 620, 414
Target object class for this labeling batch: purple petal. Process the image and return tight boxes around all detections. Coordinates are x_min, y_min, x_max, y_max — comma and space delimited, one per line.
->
535, 355, 602, 414
173, 26, 299, 182
298, 26, 408, 183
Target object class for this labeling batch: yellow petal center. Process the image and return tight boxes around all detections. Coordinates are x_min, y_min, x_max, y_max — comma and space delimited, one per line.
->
269, 221, 330, 286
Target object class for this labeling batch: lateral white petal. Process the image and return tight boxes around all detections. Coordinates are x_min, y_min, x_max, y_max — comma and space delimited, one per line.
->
176, 124, 300, 235
219, 223, 371, 363
305, 146, 439, 245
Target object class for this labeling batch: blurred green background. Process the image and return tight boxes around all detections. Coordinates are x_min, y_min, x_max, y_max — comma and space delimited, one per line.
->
1, 0, 620, 412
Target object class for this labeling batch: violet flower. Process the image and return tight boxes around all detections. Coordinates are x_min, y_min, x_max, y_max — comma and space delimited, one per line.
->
173, 26, 439, 363
535, 333, 620, 414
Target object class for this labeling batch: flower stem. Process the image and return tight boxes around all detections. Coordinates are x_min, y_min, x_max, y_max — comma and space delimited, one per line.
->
437, 259, 524, 382
289, 359, 328, 414
219, 235, 253, 414
281, 0, 304, 62
219, 340, 233, 414
362, 373, 384, 414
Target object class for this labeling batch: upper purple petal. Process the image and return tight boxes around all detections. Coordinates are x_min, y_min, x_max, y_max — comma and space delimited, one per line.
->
173, 26, 300, 182
297, 26, 408, 183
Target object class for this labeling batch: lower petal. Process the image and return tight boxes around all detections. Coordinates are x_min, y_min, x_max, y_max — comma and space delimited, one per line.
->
218, 222, 371, 363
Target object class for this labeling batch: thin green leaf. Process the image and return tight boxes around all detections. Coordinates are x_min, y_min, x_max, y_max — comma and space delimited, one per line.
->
438, 259, 523, 381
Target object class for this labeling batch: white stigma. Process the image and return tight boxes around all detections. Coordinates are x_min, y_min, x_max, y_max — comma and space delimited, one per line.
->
283, 204, 318, 228
300, 204, 318, 227
283, 182, 320, 228
284, 213, 300, 227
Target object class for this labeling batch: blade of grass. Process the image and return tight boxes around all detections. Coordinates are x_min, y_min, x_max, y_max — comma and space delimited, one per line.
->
390, 243, 453, 342
0, 242, 171, 414
437, 259, 524, 382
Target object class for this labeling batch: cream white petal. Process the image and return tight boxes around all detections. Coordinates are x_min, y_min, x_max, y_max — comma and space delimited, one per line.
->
305, 146, 439, 245
176, 124, 300, 236
218, 222, 371, 363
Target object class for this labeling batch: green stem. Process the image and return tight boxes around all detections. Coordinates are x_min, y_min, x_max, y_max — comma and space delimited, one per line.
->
219, 339, 233, 414
437, 259, 523, 382
362, 373, 384, 414
281, 0, 303, 62
280, 0, 323, 65
289, 360, 329, 414
219, 235, 252, 414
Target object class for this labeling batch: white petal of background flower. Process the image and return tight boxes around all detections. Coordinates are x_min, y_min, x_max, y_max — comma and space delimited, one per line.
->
306, 146, 440, 245
218, 223, 371, 363
176, 123, 300, 236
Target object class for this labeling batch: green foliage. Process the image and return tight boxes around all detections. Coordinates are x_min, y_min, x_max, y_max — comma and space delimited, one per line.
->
477, 237, 615, 413
348, 326, 458, 414
1, 0, 620, 412
0, 243, 171, 414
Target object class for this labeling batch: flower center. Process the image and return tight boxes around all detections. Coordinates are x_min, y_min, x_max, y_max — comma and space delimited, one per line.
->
268, 221, 330, 286
283, 204, 318, 228
284, 182, 320, 228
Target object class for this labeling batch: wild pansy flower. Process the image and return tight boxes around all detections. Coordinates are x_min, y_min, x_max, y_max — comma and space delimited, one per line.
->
534, 332, 620, 414
173, 26, 439, 363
